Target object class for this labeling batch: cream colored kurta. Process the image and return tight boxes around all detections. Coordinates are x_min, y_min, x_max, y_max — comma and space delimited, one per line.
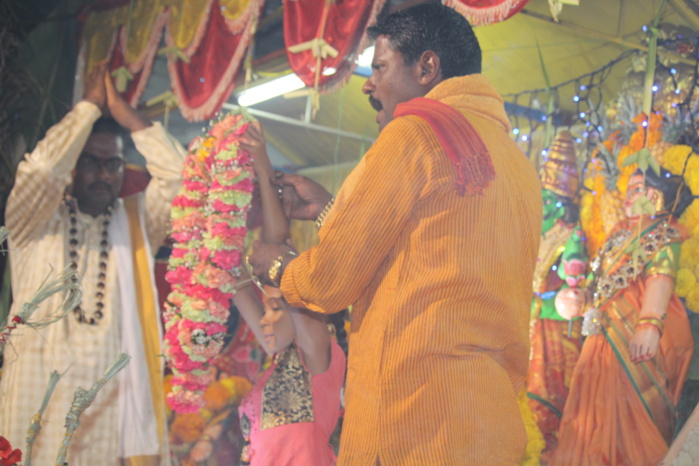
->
0, 101, 184, 465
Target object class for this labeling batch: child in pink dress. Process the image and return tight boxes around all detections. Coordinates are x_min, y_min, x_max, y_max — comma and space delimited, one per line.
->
231, 122, 347, 465
236, 286, 345, 465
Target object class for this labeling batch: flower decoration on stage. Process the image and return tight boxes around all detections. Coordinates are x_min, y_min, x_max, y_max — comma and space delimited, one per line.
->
0, 436, 21, 466
163, 110, 255, 413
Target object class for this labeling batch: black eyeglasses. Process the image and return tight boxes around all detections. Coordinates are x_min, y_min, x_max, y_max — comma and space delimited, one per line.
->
76, 154, 125, 174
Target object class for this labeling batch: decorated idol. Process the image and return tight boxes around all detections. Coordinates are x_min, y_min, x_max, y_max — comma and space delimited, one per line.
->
551, 167, 694, 465
526, 131, 587, 459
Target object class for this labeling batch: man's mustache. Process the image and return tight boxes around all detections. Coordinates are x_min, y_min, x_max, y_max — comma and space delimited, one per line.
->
368, 96, 383, 112
88, 181, 112, 192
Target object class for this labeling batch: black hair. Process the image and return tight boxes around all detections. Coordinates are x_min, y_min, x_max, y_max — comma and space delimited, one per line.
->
636, 167, 694, 218
328, 309, 349, 356
367, 3, 481, 79
91, 117, 128, 138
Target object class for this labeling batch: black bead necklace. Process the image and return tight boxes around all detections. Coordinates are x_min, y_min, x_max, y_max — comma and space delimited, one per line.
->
65, 196, 112, 325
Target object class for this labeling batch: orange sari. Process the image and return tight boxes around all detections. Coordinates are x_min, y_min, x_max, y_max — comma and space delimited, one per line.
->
551, 220, 693, 466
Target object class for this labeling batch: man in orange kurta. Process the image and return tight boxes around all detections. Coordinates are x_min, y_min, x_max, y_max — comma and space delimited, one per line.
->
249, 4, 542, 464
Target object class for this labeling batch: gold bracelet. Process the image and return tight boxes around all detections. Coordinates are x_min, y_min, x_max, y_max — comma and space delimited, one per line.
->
315, 197, 335, 230
268, 250, 297, 287
635, 317, 664, 336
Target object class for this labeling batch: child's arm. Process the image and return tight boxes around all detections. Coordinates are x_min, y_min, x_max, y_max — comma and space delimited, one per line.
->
239, 122, 332, 374
232, 271, 273, 356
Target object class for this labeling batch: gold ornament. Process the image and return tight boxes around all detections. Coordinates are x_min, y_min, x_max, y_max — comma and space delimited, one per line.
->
540, 131, 580, 200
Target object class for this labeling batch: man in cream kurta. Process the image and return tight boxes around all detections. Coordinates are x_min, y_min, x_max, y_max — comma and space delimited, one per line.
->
0, 65, 184, 464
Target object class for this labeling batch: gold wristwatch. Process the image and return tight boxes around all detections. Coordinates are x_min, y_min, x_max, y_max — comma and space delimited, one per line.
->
269, 250, 297, 287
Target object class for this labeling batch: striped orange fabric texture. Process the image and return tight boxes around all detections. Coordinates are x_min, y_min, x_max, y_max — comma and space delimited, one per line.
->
281, 74, 543, 465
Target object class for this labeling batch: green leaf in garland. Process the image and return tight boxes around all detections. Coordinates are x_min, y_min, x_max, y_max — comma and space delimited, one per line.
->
622, 152, 639, 166
638, 147, 653, 174
624, 240, 648, 270
638, 153, 648, 173
631, 195, 657, 217
648, 154, 661, 176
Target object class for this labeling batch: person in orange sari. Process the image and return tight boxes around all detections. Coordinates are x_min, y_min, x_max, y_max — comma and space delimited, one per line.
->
550, 168, 695, 465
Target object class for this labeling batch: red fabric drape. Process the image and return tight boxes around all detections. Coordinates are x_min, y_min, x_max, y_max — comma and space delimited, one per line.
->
443, 0, 530, 25
109, 42, 157, 107
84, 0, 262, 121
167, 0, 263, 121
284, 0, 386, 92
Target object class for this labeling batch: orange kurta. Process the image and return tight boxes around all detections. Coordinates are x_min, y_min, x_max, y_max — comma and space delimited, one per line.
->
281, 75, 542, 465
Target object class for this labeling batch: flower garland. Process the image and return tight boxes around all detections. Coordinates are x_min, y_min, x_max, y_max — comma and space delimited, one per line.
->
580, 111, 699, 313
164, 110, 256, 413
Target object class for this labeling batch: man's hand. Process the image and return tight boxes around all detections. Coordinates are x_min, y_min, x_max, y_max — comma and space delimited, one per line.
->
83, 62, 107, 111
105, 70, 150, 132
248, 240, 293, 286
629, 324, 661, 364
271, 172, 333, 221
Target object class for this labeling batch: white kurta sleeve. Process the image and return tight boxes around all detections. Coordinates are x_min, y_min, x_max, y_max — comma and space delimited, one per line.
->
6, 101, 101, 247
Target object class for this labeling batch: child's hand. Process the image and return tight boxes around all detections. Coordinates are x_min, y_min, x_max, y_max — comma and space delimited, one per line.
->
239, 121, 272, 175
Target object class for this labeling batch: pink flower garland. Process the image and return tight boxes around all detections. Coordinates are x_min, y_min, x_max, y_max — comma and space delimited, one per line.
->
164, 111, 255, 413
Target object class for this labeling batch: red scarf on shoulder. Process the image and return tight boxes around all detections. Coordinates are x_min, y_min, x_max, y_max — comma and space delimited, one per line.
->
394, 97, 496, 196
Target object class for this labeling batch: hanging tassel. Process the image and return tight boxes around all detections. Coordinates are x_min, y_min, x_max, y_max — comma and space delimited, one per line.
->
25, 371, 62, 466
0, 265, 81, 354
286, 0, 338, 115
55, 353, 131, 465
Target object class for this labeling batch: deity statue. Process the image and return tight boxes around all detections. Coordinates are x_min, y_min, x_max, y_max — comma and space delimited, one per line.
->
527, 131, 587, 460
550, 167, 694, 465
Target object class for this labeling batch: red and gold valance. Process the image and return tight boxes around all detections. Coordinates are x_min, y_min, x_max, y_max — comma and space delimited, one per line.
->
80, 0, 263, 121
442, 0, 531, 25
284, 0, 386, 94
79, 0, 529, 121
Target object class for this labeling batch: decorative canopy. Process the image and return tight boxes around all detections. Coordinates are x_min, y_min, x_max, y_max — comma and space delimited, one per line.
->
443, 0, 531, 25
80, 0, 529, 121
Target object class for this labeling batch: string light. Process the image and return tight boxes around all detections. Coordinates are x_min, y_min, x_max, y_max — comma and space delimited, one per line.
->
580, 85, 587, 91
521, 134, 529, 142
513, 128, 520, 135
576, 138, 582, 143
652, 84, 659, 92
573, 95, 580, 102
642, 120, 648, 127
